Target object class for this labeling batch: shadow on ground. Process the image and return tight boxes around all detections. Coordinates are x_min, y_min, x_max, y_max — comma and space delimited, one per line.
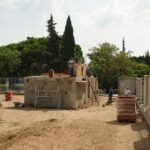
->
106, 120, 132, 126
4, 106, 78, 112
134, 138, 150, 150
107, 113, 150, 150
132, 115, 150, 150
5, 106, 67, 112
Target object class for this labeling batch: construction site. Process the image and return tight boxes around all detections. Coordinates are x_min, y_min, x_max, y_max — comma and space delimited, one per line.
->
0, 61, 150, 150
1, 0, 150, 149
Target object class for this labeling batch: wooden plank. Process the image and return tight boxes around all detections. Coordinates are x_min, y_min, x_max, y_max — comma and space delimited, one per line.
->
87, 78, 99, 106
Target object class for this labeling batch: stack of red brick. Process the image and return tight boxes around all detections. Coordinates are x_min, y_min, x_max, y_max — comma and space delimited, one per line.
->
5, 91, 13, 101
117, 96, 136, 122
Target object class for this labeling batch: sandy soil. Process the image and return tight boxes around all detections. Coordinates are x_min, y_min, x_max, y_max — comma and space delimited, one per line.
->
0, 95, 150, 150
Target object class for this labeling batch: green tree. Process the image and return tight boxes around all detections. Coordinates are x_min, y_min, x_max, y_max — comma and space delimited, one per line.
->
134, 63, 150, 77
21, 49, 52, 76
0, 37, 50, 76
74, 44, 85, 63
19, 37, 51, 76
0, 15, 85, 76
47, 15, 62, 71
144, 51, 150, 65
88, 43, 136, 89
115, 52, 135, 77
63, 16, 75, 69
131, 50, 150, 66
0, 48, 21, 77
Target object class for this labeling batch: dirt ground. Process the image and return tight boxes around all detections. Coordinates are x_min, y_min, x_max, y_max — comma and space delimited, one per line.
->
0, 95, 150, 150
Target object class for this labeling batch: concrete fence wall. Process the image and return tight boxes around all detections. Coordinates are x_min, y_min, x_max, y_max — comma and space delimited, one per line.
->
0, 78, 24, 93
118, 77, 136, 95
136, 78, 144, 103
136, 75, 150, 125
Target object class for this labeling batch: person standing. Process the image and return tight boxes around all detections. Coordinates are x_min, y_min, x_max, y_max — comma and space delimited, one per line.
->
106, 87, 113, 105
67, 58, 75, 76
86, 66, 92, 77
124, 88, 131, 96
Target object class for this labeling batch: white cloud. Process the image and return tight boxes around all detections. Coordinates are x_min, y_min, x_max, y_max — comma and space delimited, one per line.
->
52, 0, 64, 17
0, 0, 150, 57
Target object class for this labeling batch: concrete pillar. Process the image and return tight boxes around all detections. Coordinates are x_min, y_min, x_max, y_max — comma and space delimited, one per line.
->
139, 78, 142, 100
136, 78, 138, 97
136, 78, 140, 100
138, 78, 140, 100
144, 75, 149, 106
139, 78, 143, 103
147, 75, 150, 107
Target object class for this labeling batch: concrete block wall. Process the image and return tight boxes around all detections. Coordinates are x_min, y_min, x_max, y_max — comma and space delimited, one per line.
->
76, 81, 87, 107
137, 75, 150, 126
144, 75, 149, 106
24, 76, 89, 109
118, 77, 136, 95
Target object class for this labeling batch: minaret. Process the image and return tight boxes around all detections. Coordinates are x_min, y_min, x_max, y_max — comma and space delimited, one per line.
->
122, 37, 125, 52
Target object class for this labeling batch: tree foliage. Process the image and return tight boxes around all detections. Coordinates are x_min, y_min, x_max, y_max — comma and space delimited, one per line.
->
88, 42, 149, 89
0, 15, 84, 77
47, 15, 63, 72
74, 44, 85, 63
131, 50, 150, 66
134, 63, 150, 77
63, 16, 75, 69
0, 49, 21, 77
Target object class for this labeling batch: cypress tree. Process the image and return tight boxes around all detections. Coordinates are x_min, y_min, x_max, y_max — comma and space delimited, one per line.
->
47, 15, 60, 54
63, 16, 75, 69
145, 51, 150, 65
47, 15, 61, 71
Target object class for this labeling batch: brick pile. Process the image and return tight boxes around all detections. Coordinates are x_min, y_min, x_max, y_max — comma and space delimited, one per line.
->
5, 91, 13, 101
117, 96, 136, 122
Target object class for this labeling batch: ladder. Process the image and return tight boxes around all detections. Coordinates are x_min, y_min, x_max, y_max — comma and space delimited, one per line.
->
87, 78, 100, 106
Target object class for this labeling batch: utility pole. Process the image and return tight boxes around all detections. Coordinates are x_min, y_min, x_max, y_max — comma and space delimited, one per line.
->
122, 37, 125, 52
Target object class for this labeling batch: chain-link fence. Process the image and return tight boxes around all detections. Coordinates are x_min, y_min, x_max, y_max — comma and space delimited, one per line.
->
0, 78, 24, 94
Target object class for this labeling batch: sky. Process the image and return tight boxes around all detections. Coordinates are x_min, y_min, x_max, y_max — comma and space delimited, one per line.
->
0, 0, 150, 62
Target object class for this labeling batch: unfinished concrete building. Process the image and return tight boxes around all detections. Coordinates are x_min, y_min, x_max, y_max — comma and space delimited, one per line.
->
24, 65, 98, 109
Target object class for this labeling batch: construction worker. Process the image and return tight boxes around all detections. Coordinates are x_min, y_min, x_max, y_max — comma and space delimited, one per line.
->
86, 66, 92, 77
124, 88, 131, 96
68, 58, 75, 76
106, 87, 113, 105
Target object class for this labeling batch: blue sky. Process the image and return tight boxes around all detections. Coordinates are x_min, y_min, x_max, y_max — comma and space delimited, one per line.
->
0, 0, 150, 62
